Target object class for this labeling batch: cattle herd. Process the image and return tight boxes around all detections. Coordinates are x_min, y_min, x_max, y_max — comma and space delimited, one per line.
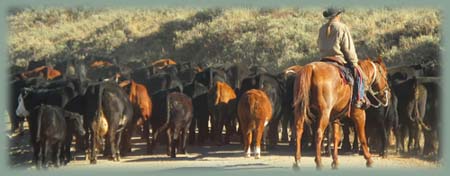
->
7, 57, 441, 169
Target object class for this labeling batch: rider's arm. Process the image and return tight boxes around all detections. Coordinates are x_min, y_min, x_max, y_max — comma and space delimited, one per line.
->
340, 25, 358, 66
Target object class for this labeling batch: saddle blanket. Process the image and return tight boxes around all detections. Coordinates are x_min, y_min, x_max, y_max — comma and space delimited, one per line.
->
320, 57, 354, 85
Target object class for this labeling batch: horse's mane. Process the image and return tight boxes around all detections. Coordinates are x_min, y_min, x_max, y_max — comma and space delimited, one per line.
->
358, 57, 388, 88
358, 58, 373, 73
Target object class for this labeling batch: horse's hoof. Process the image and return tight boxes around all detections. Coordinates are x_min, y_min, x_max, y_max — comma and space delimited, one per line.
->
292, 163, 300, 171
294, 158, 301, 165
245, 153, 251, 158
366, 159, 374, 168
316, 164, 323, 170
331, 161, 339, 170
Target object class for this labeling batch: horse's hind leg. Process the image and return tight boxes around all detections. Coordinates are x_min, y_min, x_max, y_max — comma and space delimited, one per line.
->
294, 115, 305, 165
315, 112, 330, 170
331, 121, 341, 169
351, 108, 373, 167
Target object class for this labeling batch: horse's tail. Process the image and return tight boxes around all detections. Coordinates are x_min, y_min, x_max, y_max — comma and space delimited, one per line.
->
293, 65, 313, 124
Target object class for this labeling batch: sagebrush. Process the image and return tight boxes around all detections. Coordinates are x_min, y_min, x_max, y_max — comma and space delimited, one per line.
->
8, 7, 441, 72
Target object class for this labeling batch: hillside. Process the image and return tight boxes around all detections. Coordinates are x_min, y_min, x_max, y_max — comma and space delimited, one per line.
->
8, 7, 441, 72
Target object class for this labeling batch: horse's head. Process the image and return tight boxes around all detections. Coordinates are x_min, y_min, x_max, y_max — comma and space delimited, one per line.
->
360, 56, 391, 107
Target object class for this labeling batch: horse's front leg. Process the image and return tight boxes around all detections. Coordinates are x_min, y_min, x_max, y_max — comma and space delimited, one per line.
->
351, 108, 373, 167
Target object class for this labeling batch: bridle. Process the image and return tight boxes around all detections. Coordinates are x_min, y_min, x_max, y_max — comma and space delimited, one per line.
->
367, 61, 390, 108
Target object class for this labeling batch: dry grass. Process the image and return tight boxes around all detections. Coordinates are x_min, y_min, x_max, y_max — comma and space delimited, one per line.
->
8, 7, 440, 72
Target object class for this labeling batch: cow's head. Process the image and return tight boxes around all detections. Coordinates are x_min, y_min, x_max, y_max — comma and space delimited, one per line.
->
65, 111, 86, 136
15, 87, 33, 118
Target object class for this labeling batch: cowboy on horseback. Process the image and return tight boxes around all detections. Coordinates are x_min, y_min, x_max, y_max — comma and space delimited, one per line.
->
318, 7, 369, 109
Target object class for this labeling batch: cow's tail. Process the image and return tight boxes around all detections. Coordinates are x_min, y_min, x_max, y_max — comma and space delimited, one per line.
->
293, 65, 312, 125
166, 92, 171, 125
97, 84, 104, 121
115, 115, 128, 132
248, 94, 258, 131
35, 105, 45, 143
412, 86, 431, 131
95, 83, 105, 132
209, 68, 214, 89
213, 83, 220, 105
418, 118, 431, 131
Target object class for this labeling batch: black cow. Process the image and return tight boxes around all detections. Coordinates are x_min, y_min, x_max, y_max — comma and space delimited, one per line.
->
249, 65, 268, 76
126, 60, 148, 71
131, 66, 153, 85
9, 77, 46, 134
280, 72, 300, 147
28, 59, 47, 70
184, 81, 210, 144
194, 67, 228, 89
390, 77, 428, 154
365, 90, 399, 157
85, 82, 133, 163
131, 65, 183, 96
147, 71, 184, 95
149, 91, 193, 158
422, 80, 441, 158
177, 63, 199, 85
225, 63, 250, 93
376, 63, 439, 155
240, 73, 286, 148
87, 63, 122, 81
54, 59, 88, 80
15, 80, 85, 120
57, 80, 133, 164
31, 105, 85, 168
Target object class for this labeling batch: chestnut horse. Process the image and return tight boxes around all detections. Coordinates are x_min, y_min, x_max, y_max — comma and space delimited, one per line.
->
293, 57, 390, 169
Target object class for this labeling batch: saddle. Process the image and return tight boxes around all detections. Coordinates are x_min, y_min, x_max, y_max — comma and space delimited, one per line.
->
320, 56, 354, 85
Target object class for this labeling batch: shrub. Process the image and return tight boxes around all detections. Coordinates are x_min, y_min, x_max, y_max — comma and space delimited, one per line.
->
8, 7, 440, 72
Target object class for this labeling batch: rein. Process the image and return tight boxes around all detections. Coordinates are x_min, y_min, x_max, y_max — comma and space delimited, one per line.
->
366, 61, 390, 108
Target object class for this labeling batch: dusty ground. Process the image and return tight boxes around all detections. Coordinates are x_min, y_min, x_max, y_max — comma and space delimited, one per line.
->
6, 119, 441, 172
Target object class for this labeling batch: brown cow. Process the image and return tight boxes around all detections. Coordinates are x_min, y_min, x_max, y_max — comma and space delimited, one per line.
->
238, 89, 273, 159
119, 80, 153, 152
90, 60, 113, 68
119, 80, 152, 126
283, 65, 303, 76
151, 58, 176, 70
208, 81, 237, 145
18, 66, 61, 80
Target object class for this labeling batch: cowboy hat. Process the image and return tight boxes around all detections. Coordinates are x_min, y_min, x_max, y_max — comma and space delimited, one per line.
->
323, 7, 345, 18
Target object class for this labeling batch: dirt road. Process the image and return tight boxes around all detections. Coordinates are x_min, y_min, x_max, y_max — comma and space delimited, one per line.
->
8, 130, 440, 172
